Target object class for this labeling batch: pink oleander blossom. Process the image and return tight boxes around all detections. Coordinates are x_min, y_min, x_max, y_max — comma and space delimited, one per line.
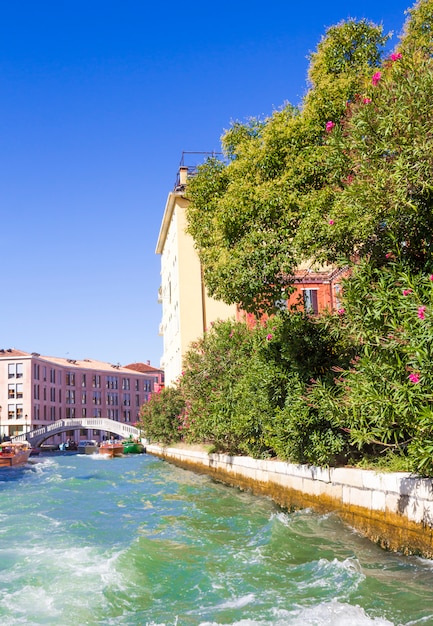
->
337, 308, 345, 316
402, 289, 412, 296
409, 373, 420, 384
325, 121, 335, 132
372, 71, 381, 86
418, 306, 427, 320
363, 97, 372, 104
429, 274, 433, 281
266, 334, 273, 341
390, 52, 402, 61
328, 219, 335, 225
385, 252, 392, 259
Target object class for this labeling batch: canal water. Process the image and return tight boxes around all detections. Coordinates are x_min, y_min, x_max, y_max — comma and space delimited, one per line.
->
1, 453, 433, 626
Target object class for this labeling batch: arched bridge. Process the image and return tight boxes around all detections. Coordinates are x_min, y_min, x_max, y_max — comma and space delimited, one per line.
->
12, 418, 141, 448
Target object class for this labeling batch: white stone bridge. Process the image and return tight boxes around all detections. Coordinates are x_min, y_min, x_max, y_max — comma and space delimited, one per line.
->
12, 418, 141, 448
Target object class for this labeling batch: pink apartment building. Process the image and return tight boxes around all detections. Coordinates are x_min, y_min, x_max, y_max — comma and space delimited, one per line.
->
0, 349, 164, 443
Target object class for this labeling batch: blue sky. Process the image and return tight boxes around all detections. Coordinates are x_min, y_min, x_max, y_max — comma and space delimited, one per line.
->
0, 0, 413, 367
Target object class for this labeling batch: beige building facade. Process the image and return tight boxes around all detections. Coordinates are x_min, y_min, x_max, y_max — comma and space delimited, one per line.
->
156, 165, 237, 386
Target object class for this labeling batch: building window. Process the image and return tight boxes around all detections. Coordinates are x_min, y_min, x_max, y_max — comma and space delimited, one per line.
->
123, 410, 131, 422
16, 383, 23, 399
81, 374, 86, 387
92, 391, 102, 405
123, 393, 131, 406
16, 405, 23, 419
303, 289, 319, 315
107, 393, 119, 406
50, 369, 56, 384
107, 409, 119, 421
66, 390, 76, 404
334, 283, 342, 310
122, 378, 130, 390
82, 408, 87, 418
34, 384, 40, 400
50, 407, 56, 420
82, 391, 87, 404
135, 380, 139, 391
92, 374, 101, 388
34, 364, 40, 380
66, 372, 76, 386
50, 388, 56, 402
136, 394, 140, 407
106, 376, 118, 390
66, 408, 76, 418
16, 363, 23, 378
93, 408, 102, 418
8, 404, 15, 419
8, 384, 15, 399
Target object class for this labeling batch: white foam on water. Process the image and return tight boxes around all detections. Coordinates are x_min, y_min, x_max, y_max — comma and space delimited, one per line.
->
198, 599, 395, 626
0, 542, 128, 623
283, 600, 395, 625
213, 593, 256, 610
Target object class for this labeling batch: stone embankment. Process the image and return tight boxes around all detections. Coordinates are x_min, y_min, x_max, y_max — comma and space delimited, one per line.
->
146, 443, 433, 558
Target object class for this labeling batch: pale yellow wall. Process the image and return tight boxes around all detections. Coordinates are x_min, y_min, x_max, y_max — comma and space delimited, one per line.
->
156, 190, 236, 387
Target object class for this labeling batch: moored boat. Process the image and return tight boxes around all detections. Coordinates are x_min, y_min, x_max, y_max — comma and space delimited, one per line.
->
99, 441, 124, 457
77, 440, 98, 455
121, 437, 145, 454
0, 441, 32, 467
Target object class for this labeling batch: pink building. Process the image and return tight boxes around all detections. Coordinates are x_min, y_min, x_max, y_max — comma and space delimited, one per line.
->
0, 349, 164, 443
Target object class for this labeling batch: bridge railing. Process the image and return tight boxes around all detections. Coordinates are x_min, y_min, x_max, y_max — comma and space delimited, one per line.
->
12, 418, 142, 446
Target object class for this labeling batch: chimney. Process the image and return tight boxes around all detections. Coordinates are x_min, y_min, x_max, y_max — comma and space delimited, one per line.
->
179, 166, 188, 186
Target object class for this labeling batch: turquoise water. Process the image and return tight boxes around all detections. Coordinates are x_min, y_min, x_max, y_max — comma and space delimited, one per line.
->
1, 453, 433, 625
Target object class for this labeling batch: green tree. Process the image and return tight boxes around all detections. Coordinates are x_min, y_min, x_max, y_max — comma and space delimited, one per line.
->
186, 19, 387, 314
312, 261, 433, 475
309, 0, 433, 270
138, 387, 185, 444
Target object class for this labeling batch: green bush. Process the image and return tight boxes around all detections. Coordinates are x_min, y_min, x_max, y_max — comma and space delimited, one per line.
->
138, 387, 185, 445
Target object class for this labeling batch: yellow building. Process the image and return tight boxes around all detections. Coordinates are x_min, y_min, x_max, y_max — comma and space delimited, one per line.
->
156, 161, 237, 386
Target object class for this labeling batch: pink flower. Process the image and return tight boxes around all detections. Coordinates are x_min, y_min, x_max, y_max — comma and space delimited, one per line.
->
266, 334, 273, 340
328, 219, 335, 225
409, 373, 420, 384
363, 97, 372, 104
429, 274, 433, 281
385, 252, 392, 259
372, 71, 381, 86
337, 308, 345, 316
418, 306, 427, 320
402, 289, 412, 296
390, 52, 402, 61
325, 121, 335, 132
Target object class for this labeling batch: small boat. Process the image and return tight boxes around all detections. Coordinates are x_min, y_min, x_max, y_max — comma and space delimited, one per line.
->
77, 440, 98, 455
121, 437, 145, 454
99, 440, 124, 458
0, 441, 32, 467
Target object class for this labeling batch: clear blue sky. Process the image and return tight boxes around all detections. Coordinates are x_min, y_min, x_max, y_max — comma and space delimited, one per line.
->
0, 0, 413, 367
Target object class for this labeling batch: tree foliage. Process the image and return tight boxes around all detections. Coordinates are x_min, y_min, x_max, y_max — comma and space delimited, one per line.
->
145, 2, 433, 476
138, 387, 185, 444
186, 19, 387, 314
